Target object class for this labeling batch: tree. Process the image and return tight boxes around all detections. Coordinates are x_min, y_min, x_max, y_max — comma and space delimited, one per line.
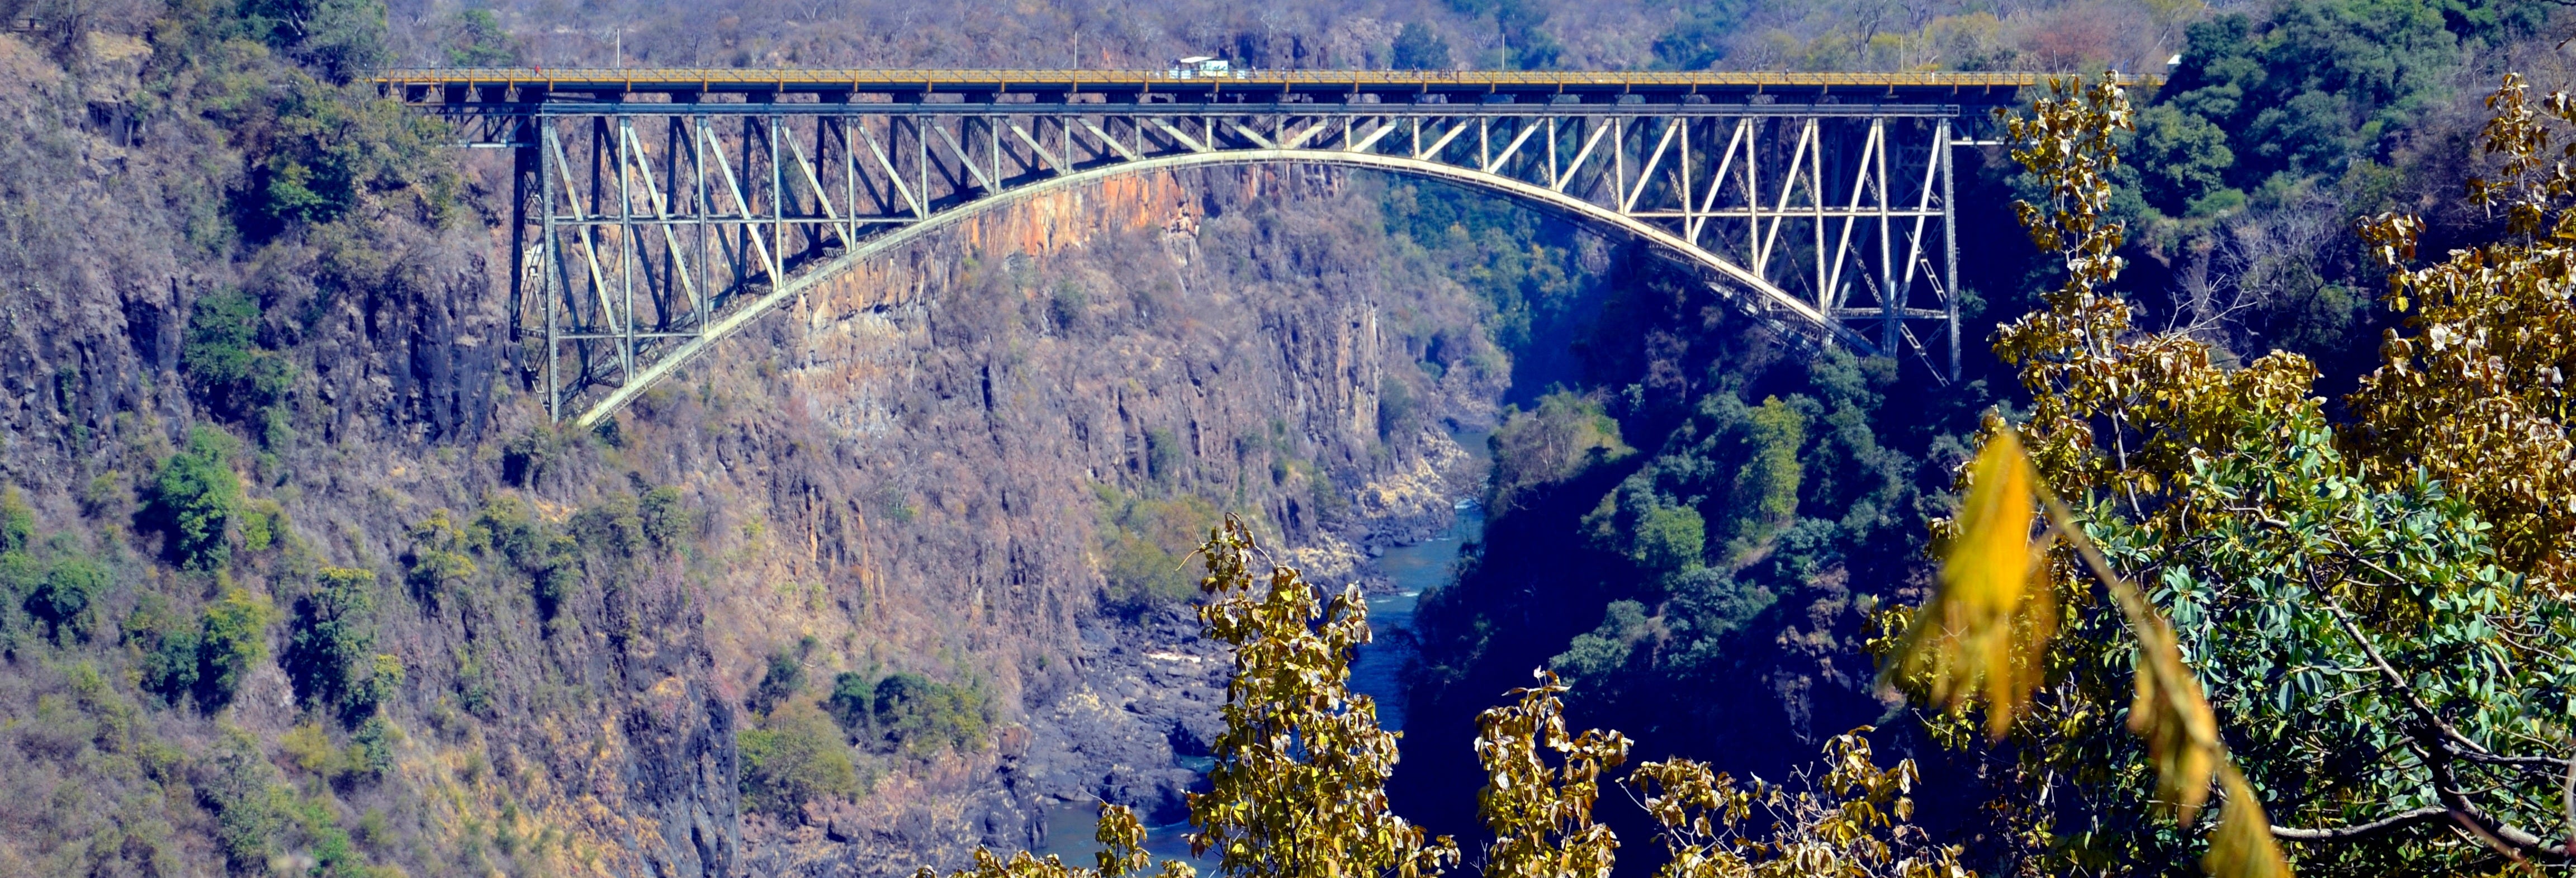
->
1626, 730, 1968, 877
286, 566, 394, 720
738, 702, 863, 817
146, 427, 243, 571
446, 9, 517, 67
1185, 516, 1458, 878
1880, 73, 2576, 876
1473, 671, 1627, 878
2348, 74, 2576, 589
181, 289, 295, 426
196, 588, 274, 710
1390, 23, 1450, 71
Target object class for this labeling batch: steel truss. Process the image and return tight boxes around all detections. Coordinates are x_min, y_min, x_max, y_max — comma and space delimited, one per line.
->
504, 103, 1967, 424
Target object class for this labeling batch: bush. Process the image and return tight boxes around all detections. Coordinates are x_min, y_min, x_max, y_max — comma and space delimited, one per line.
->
473, 496, 579, 618
31, 554, 107, 640
198, 727, 288, 871
197, 588, 274, 710
129, 596, 203, 706
826, 671, 875, 737
737, 703, 861, 816
146, 427, 244, 571
872, 672, 991, 757
638, 486, 695, 554
402, 509, 476, 604
750, 636, 815, 716
570, 495, 645, 560
1093, 488, 1220, 616
0, 487, 31, 554
181, 289, 295, 425
286, 566, 388, 720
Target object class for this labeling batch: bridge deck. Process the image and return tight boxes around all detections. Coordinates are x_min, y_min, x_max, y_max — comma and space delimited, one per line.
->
378, 68, 2153, 113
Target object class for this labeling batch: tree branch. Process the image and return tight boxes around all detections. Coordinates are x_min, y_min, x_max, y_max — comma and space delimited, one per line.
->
2269, 807, 2451, 842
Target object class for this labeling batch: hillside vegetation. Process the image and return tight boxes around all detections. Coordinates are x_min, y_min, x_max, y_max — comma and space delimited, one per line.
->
0, 0, 2568, 876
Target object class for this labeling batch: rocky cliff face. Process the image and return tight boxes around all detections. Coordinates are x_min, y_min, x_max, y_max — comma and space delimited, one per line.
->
618, 162, 1499, 875
0, 27, 1504, 874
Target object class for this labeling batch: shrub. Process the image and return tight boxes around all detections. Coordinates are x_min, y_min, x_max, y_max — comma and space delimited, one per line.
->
198, 727, 287, 871
1093, 487, 1220, 616
286, 566, 388, 720
737, 703, 861, 816
402, 509, 476, 604
181, 289, 295, 425
638, 486, 694, 554
570, 494, 645, 559
146, 428, 244, 571
0, 487, 31, 553
872, 672, 991, 757
749, 637, 813, 716
196, 588, 274, 710
129, 596, 204, 706
472, 495, 579, 612
825, 671, 875, 737
31, 554, 107, 640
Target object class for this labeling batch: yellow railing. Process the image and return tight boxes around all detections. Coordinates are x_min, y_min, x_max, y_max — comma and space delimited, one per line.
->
377, 67, 2159, 91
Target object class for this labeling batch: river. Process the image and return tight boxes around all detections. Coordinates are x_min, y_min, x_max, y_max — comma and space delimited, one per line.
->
1037, 436, 1490, 871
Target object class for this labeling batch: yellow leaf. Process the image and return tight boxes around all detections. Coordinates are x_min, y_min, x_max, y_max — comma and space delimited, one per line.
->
1948, 430, 2038, 617
2127, 617, 2220, 824
2201, 768, 2292, 878
1887, 429, 2052, 739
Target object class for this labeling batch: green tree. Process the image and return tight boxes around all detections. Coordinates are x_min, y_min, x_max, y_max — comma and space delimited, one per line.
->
147, 427, 244, 571
238, 0, 389, 83
1725, 397, 1803, 544
1390, 23, 1450, 70
826, 671, 875, 737
872, 672, 992, 757
197, 588, 274, 709
446, 9, 517, 66
285, 566, 391, 720
738, 703, 862, 816
181, 289, 295, 425
30, 554, 107, 640
0, 487, 31, 554
1882, 73, 2576, 876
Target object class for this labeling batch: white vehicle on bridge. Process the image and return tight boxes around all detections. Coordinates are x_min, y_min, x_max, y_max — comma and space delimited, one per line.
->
1169, 56, 1243, 79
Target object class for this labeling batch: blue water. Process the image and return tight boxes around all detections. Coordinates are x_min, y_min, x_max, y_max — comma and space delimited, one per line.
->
1351, 496, 1486, 733
1036, 448, 1488, 872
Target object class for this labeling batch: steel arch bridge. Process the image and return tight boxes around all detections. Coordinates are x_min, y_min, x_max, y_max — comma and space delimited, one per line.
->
382, 68, 2141, 425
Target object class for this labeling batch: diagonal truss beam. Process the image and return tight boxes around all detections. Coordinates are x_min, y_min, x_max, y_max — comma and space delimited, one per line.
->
520, 106, 1968, 422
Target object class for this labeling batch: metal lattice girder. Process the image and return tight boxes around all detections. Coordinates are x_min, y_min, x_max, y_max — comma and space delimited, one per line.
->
442, 78, 2023, 424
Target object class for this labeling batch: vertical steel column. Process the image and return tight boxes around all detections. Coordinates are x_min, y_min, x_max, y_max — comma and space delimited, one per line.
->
1810, 119, 1827, 321
770, 113, 783, 289
1546, 117, 1558, 186
1877, 117, 1896, 355
1677, 118, 1692, 243
509, 113, 533, 355
842, 117, 857, 245
692, 115, 709, 336
613, 117, 636, 379
1612, 117, 1626, 207
539, 116, 562, 423
1940, 117, 1959, 381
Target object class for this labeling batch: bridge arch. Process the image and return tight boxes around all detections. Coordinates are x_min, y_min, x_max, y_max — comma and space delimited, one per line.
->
571, 149, 1854, 426
396, 71, 2037, 421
